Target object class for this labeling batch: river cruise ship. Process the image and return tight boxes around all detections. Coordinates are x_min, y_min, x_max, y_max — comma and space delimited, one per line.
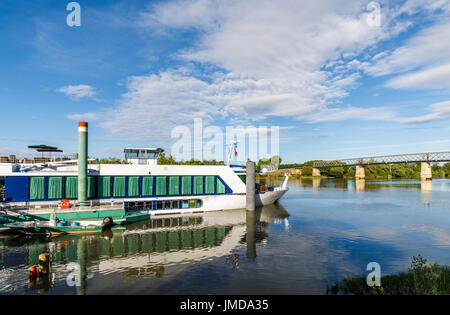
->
0, 123, 288, 228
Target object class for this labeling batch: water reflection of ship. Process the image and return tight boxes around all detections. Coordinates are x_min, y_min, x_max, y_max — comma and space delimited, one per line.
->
99, 203, 290, 277
0, 203, 290, 293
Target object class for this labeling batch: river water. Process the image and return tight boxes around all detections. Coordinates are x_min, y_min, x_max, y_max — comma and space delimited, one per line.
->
1, 178, 450, 294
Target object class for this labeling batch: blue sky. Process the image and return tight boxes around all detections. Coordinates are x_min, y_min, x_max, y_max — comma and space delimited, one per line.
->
0, 0, 449, 163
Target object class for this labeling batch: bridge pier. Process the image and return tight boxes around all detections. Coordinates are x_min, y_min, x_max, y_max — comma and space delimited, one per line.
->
355, 165, 365, 179
420, 162, 432, 181
312, 168, 321, 177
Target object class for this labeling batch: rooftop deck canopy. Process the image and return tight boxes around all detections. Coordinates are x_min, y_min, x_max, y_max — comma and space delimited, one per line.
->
28, 145, 63, 153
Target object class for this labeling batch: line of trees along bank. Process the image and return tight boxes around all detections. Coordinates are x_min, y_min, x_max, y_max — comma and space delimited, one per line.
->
281, 161, 450, 179
157, 153, 225, 165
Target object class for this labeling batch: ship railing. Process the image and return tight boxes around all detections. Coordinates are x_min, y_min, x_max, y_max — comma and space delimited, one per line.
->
1, 200, 125, 214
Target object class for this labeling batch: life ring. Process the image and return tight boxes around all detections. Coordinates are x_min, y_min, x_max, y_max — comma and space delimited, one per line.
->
61, 199, 70, 209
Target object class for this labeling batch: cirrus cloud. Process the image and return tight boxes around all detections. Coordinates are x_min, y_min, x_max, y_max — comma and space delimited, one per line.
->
57, 84, 98, 100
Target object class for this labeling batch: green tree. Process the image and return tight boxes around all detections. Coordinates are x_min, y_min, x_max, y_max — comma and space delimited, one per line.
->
302, 166, 313, 176
329, 167, 345, 178
279, 163, 303, 169
92, 157, 128, 164
391, 164, 406, 178
256, 155, 282, 172
181, 158, 202, 165
432, 165, 445, 178
444, 163, 450, 177
158, 153, 177, 165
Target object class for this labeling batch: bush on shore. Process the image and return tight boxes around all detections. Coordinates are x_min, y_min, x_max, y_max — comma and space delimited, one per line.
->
327, 255, 450, 295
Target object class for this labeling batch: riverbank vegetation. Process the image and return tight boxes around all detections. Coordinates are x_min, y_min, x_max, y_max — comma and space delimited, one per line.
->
327, 255, 450, 295
157, 153, 225, 165
91, 157, 129, 164
275, 159, 450, 179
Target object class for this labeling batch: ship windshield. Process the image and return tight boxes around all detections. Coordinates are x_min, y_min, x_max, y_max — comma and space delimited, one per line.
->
124, 149, 160, 159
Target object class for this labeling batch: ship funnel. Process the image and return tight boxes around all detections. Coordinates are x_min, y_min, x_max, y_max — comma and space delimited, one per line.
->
78, 122, 88, 206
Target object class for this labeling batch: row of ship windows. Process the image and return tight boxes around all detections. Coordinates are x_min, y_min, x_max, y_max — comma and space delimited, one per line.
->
126, 199, 203, 211
27, 175, 228, 201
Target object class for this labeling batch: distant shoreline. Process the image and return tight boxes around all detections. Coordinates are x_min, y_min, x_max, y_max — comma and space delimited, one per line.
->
257, 174, 449, 180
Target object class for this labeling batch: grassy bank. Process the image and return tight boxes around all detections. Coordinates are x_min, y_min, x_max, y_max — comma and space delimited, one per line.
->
327, 255, 450, 295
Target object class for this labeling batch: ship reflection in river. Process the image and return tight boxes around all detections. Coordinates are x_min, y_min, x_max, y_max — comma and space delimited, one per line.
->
0, 204, 289, 294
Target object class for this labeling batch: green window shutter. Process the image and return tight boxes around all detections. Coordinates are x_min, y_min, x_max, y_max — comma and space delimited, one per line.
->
181, 176, 191, 195
205, 176, 215, 194
113, 176, 126, 197
48, 176, 62, 199
216, 177, 226, 194
65, 176, 78, 199
193, 176, 203, 195
142, 176, 154, 196
30, 177, 45, 200
156, 176, 167, 196
169, 176, 179, 195
97, 176, 111, 198
128, 176, 140, 197
87, 176, 96, 199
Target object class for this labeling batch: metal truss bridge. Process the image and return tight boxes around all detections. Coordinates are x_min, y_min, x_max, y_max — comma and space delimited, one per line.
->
313, 151, 450, 168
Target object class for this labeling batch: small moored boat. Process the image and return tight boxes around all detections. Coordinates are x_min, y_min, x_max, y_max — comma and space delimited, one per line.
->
3, 219, 125, 236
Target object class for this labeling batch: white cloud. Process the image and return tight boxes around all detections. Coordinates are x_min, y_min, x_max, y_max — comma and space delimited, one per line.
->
138, 0, 221, 30
365, 21, 450, 76
94, 0, 450, 141
57, 84, 98, 100
101, 0, 404, 139
99, 70, 218, 140
386, 63, 450, 90
363, 18, 450, 90
399, 101, 450, 123
305, 106, 396, 123
317, 133, 334, 138
67, 112, 101, 121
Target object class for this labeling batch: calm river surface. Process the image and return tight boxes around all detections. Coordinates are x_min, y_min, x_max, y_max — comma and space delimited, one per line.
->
1, 178, 450, 294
